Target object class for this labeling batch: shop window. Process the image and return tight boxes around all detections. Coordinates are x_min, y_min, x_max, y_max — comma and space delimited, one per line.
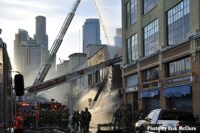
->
144, 67, 159, 82
168, 57, 191, 77
126, 74, 138, 88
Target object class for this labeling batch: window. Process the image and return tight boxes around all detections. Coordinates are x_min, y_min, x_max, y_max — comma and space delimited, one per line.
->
168, 57, 191, 77
126, 0, 137, 28
131, 0, 137, 25
144, 19, 159, 56
126, 74, 138, 88
167, 0, 190, 46
144, 67, 159, 82
126, 1, 131, 28
127, 33, 138, 63
143, 0, 158, 14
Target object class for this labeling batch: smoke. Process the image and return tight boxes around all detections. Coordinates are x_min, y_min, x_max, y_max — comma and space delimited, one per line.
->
94, 0, 121, 46
77, 89, 122, 133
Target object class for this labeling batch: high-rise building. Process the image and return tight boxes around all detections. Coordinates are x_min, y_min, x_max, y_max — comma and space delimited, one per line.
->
122, 0, 200, 117
114, 28, 122, 47
34, 16, 48, 50
14, 16, 50, 85
14, 29, 48, 83
83, 19, 101, 54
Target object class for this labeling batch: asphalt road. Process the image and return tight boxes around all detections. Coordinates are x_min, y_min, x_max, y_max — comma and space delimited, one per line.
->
24, 127, 68, 133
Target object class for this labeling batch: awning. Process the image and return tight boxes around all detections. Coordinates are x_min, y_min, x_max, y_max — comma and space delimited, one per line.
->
141, 89, 159, 98
164, 84, 191, 98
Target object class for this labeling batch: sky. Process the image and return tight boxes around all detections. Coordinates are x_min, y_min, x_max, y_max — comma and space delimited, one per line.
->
0, 0, 121, 69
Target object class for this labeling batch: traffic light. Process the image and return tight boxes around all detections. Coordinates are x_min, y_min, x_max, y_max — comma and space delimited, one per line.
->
14, 74, 24, 96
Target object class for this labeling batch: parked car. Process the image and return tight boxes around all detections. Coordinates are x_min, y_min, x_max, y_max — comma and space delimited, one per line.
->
135, 109, 200, 133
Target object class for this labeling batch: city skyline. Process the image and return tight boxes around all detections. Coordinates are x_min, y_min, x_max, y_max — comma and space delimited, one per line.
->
0, 0, 121, 70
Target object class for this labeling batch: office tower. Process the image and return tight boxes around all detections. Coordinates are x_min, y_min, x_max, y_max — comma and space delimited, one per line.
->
34, 16, 48, 50
83, 19, 101, 54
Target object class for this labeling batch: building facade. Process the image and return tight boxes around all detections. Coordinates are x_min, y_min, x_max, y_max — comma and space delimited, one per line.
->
0, 39, 14, 132
122, 0, 200, 118
83, 19, 101, 54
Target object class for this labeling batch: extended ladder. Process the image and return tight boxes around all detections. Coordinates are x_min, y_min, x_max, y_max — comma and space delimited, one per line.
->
33, 0, 81, 85
26, 56, 122, 95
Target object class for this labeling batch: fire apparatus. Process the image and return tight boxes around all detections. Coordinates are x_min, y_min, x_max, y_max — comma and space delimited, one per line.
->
15, 102, 37, 129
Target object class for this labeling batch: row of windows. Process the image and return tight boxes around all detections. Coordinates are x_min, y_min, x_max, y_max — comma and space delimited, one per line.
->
168, 57, 191, 77
126, 57, 192, 87
126, 0, 190, 63
126, 0, 158, 28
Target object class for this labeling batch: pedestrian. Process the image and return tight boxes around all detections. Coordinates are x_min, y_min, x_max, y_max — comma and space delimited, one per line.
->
84, 107, 91, 132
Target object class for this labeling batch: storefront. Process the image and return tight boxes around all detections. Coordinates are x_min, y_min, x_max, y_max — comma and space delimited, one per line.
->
141, 88, 160, 114
164, 84, 193, 112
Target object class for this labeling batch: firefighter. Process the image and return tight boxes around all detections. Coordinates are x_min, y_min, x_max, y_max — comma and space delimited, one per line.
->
80, 110, 85, 132
61, 108, 69, 129
84, 107, 91, 132
123, 107, 132, 132
113, 107, 122, 130
14, 112, 24, 133
72, 110, 79, 130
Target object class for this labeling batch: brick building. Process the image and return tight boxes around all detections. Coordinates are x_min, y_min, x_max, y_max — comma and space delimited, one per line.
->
121, 0, 200, 118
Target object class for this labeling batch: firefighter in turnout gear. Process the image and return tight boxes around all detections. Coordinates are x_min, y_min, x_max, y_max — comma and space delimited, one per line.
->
80, 110, 85, 132
72, 110, 80, 130
61, 108, 69, 129
113, 107, 122, 130
84, 107, 91, 132
14, 112, 24, 133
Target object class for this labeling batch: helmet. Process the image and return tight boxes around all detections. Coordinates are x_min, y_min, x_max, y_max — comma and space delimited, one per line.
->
85, 107, 88, 110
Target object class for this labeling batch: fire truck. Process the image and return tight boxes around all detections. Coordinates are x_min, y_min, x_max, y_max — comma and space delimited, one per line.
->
15, 101, 38, 129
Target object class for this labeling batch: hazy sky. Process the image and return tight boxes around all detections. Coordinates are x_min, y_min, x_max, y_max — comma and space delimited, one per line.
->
0, 0, 121, 69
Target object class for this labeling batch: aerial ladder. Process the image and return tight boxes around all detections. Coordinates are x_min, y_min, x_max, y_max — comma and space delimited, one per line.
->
25, 56, 122, 95
33, 0, 81, 85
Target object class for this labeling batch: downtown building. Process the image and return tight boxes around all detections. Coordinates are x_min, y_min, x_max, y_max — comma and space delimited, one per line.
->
122, 0, 200, 118
83, 19, 101, 55
14, 16, 49, 86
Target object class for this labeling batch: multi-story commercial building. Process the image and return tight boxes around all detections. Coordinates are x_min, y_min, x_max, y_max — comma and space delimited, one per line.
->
0, 37, 14, 132
83, 19, 101, 54
122, 0, 200, 118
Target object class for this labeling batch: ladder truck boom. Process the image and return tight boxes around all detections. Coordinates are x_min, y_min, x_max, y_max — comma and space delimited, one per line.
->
33, 0, 81, 85
26, 56, 122, 94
